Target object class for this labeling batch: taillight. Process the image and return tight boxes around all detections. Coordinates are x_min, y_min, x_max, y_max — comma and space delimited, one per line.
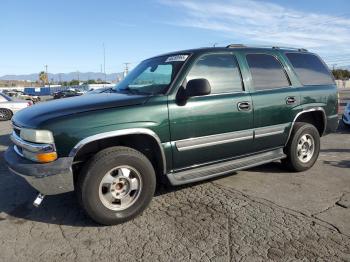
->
27, 101, 33, 106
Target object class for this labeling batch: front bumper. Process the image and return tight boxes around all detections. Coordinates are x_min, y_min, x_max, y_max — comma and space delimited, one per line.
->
343, 110, 350, 125
5, 146, 74, 195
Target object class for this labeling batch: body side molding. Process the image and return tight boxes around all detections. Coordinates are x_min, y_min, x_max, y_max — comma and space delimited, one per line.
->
175, 129, 253, 151
254, 123, 289, 138
69, 128, 167, 174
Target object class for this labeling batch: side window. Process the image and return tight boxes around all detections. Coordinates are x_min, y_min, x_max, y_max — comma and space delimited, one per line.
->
285, 53, 334, 86
186, 54, 243, 94
246, 54, 290, 91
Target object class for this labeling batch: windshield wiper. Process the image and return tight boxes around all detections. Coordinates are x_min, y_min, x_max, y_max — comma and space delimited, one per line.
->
117, 87, 149, 95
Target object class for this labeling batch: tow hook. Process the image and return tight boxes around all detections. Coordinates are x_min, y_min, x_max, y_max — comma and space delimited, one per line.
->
33, 193, 45, 207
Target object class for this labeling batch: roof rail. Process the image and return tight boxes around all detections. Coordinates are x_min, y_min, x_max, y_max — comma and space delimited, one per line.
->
226, 44, 247, 48
225, 44, 308, 52
272, 46, 308, 52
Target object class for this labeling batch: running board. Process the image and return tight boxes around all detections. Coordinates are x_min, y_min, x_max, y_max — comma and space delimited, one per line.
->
167, 148, 286, 185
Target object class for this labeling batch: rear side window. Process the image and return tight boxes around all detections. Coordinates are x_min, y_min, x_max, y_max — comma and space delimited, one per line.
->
187, 54, 243, 94
286, 53, 334, 86
246, 54, 290, 91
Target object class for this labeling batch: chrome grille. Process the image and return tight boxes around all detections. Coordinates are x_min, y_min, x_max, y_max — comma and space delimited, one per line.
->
12, 123, 21, 137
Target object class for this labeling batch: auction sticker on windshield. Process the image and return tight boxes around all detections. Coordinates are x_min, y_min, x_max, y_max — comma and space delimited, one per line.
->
165, 55, 189, 63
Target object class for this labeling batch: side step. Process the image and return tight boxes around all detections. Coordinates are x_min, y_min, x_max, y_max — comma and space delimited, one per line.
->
167, 148, 286, 185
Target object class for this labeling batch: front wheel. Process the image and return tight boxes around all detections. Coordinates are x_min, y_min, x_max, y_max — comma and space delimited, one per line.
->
282, 122, 320, 172
77, 146, 156, 225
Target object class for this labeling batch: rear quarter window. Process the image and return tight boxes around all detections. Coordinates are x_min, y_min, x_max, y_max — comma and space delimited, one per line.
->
246, 53, 290, 91
285, 53, 334, 86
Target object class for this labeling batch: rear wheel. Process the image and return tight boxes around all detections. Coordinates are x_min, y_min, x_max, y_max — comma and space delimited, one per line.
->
77, 146, 156, 225
282, 122, 320, 172
0, 109, 12, 121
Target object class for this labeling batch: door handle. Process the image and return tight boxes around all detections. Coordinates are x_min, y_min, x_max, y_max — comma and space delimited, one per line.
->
286, 96, 296, 105
237, 101, 251, 111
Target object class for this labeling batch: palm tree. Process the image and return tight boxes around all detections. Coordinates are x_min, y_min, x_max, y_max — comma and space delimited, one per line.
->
39, 71, 48, 86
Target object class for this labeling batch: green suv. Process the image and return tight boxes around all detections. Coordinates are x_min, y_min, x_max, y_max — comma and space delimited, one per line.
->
5, 45, 338, 225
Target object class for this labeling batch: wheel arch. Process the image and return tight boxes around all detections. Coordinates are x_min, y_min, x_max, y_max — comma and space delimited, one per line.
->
70, 128, 167, 176
286, 107, 327, 145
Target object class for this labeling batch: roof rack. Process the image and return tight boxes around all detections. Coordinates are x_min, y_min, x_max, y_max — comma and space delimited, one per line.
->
272, 46, 308, 52
226, 44, 247, 48
226, 44, 308, 52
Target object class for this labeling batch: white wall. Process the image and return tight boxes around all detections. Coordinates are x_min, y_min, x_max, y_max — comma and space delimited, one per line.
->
336, 80, 350, 89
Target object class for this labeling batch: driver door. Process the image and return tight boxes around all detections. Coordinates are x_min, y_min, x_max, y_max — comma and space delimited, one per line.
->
168, 53, 254, 170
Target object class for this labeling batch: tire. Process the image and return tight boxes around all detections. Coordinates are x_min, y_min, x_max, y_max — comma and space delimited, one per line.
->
282, 122, 320, 172
0, 109, 12, 121
77, 146, 156, 225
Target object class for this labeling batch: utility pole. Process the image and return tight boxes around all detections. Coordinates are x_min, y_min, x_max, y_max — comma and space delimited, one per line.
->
123, 63, 130, 78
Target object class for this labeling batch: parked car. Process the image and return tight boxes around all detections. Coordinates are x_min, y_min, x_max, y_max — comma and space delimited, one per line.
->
85, 87, 114, 95
0, 93, 32, 121
5, 45, 338, 225
342, 102, 350, 126
53, 89, 82, 99
4, 90, 40, 103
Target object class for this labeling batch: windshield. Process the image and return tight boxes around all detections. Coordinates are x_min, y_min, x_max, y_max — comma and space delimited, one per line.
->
0, 93, 12, 101
115, 54, 189, 95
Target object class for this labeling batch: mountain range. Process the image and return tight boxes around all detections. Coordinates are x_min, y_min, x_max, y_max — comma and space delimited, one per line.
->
0, 72, 124, 82
1, 65, 350, 82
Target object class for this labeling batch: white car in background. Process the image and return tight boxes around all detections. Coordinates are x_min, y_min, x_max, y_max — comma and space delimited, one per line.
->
343, 102, 350, 126
0, 93, 32, 121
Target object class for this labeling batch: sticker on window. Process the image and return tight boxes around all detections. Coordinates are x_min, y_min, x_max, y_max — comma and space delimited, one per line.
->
165, 55, 188, 63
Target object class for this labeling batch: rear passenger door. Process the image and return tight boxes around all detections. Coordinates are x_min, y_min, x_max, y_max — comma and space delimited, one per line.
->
244, 53, 300, 151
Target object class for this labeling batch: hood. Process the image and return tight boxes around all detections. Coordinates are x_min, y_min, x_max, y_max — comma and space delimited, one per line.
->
13, 93, 149, 128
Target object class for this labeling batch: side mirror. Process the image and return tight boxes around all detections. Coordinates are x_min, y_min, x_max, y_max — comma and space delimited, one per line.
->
186, 78, 211, 97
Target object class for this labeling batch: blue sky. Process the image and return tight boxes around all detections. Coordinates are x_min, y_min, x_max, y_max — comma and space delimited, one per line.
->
0, 0, 349, 75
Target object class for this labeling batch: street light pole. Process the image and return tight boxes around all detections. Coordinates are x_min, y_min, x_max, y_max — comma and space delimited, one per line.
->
103, 43, 106, 84
45, 64, 49, 88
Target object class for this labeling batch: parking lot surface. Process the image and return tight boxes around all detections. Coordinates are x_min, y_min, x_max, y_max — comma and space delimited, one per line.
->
0, 121, 349, 261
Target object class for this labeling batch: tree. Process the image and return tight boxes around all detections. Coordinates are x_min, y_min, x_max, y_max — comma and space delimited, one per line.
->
87, 79, 97, 84
69, 79, 80, 86
332, 69, 350, 80
38, 71, 48, 86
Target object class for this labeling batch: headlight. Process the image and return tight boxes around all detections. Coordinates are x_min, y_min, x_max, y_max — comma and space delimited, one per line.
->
16, 128, 57, 163
20, 128, 54, 144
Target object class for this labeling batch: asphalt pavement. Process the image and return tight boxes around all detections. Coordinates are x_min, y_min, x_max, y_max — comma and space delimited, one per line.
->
0, 121, 349, 261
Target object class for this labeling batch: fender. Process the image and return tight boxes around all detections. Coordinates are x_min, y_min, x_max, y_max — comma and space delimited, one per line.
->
69, 128, 167, 174
285, 106, 327, 145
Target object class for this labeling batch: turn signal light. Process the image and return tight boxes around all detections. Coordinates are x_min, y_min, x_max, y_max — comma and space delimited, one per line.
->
36, 152, 58, 163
